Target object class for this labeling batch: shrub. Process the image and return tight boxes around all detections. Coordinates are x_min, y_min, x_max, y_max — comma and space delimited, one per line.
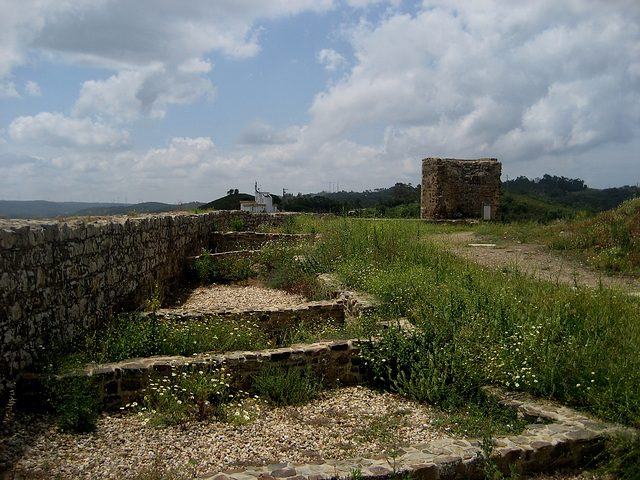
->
194, 250, 217, 283
194, 250, 256, 284
251, 367, 322, 406
138, 364, 232, 425
230, 218, 244, 231
48, 375, 101, 433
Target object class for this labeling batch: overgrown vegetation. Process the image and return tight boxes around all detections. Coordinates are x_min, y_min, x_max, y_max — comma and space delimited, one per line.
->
47, 375, 101, 433
310, 217, 640, 431
193, 250, 255, 284
44, 312, 306, 370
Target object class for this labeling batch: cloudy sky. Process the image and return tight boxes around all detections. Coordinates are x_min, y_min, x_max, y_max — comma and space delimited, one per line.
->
1, 0, 639, 203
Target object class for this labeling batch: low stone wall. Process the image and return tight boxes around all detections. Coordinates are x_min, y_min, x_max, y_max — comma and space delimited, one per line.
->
0, 211, 291, 392
199, 386, 631, 480
209, 232, 312, 253
155, 289, 377, 336
157, 302, 345, 340
16, 339, 364, 411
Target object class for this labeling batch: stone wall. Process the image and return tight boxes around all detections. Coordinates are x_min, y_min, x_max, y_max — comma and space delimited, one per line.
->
209, 231, 311, 253
0, 211, 290, 392
421, 157, 502, 220
17, 339, 364, 411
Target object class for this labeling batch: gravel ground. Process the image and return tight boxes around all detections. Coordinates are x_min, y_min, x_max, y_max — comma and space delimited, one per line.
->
2, 386, 448, 479
163, 281, 307, 312
431, 231, 640, 294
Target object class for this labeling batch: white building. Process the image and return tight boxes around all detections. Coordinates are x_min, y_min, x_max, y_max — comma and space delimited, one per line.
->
240, 182, 278, 213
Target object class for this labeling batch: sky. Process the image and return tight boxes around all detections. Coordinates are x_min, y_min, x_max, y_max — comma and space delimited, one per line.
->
1, 0, 639, 204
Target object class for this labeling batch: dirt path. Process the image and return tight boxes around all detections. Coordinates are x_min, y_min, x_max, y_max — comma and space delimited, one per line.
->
431, 231, 640, 295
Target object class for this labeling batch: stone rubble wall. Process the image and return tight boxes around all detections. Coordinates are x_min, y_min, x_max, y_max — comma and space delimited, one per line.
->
16, 339, 364, 411
0, 211, 290, 392
209, 232, 312, 253
14, 288, 377, 410
154, 301, 346, 340
421, 157, 502, 220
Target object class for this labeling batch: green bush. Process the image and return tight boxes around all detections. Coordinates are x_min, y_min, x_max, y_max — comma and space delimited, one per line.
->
194, 250, 255, 284
194, 250, 217, 283
230, 218, 244, 231
139, 364, 232, 425
251, 367, 322, 406
259, 239, 330, 300
48, 375, 101, 433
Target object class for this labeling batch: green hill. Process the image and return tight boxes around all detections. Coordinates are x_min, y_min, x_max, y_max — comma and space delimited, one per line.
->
199, 193, 254, 211
75, 202, 203, 216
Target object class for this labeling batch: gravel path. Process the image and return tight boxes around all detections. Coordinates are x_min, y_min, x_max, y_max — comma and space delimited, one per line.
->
169, 283, 307, 312
431, 231, 640, 294
3, 386, 448, 479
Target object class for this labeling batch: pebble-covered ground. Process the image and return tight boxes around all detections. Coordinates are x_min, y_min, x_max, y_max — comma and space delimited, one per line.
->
2, 386, 448, 479
162, 281, 307, 313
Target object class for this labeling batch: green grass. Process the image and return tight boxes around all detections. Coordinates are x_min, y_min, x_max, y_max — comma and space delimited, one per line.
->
46, 308, 366, 370
310, 217, 640, 429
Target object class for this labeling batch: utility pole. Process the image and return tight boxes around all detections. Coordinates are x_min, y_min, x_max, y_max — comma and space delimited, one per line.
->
282, 188, 288, 212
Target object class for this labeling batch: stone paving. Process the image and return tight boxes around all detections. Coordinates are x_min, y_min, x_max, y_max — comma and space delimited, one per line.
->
201, 386, 634, 480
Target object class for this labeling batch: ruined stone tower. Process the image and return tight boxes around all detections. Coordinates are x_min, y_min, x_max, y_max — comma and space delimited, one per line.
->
421, 157, 502, 220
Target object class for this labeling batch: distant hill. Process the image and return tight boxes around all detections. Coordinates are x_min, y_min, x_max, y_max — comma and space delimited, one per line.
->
0, 200, 203, 219
3, 175, 636, 221
199, 193, 254, 211
0, 201, 125, 219
76, 202, 203, 216
502, 175, 640, 221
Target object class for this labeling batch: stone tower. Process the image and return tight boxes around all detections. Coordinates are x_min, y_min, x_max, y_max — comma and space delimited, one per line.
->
421, 157, 502, 220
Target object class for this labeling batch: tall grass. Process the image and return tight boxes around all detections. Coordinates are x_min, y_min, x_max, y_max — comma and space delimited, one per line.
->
312, 217, 640, 428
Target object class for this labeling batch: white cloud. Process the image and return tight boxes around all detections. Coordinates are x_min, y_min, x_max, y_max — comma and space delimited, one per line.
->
237, 118, 303, 145
0, 81, 20, 98
4, 0, 337, 72
72, 61, 216, 122
8, 112, 131, 150
308, 0, 640, 166
2, 0, 640, 202
317, 49, 346, 71
0, 0, 68, 78
24, 81, 41, 97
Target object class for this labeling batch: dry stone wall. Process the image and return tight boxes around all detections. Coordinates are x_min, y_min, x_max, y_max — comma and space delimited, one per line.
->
421, 157, 502, 220
0, 211, 290, 393
16, 339, 364, 411
208, 231, 311, 253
